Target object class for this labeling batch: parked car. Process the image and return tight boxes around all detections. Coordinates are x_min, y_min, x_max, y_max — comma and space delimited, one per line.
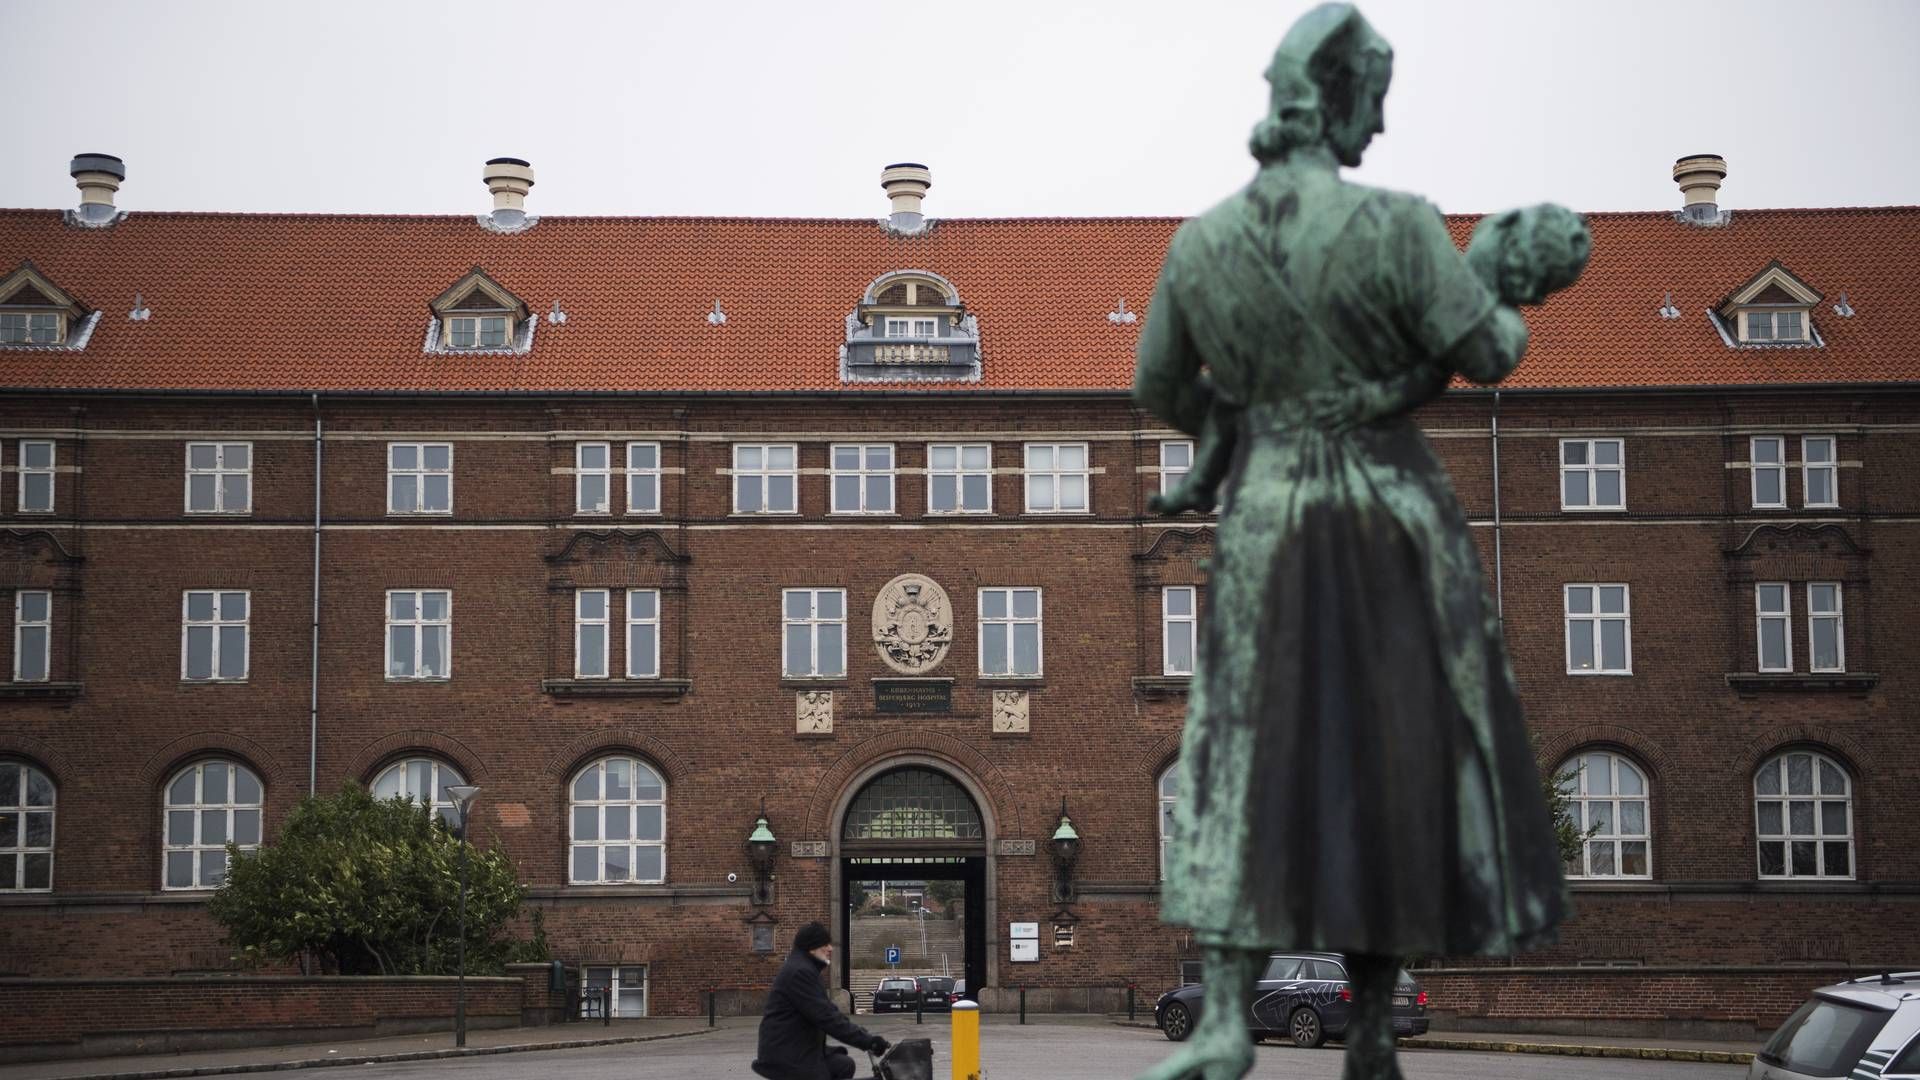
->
1153, 952, 1429, 1048
916, 976, 959, 1011
871, 976, 921, 1013
1750, 972, 1920, 1080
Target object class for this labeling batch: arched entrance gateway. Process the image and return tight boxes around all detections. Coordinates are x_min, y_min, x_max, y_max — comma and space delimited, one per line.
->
835, 766, 990, 1010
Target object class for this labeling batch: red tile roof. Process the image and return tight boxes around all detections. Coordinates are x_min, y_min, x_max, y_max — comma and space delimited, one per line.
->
0, 206, 1915, 394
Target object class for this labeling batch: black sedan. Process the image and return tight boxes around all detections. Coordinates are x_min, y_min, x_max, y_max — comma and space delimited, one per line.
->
1154, 952, 1429, 1048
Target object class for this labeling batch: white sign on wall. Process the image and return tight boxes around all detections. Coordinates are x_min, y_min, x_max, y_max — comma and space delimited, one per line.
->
1011, 939, 1040, 962
1009, 922, 1039, 939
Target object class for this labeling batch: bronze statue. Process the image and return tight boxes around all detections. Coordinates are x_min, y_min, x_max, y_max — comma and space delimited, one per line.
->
1134, 6, 1588, 1079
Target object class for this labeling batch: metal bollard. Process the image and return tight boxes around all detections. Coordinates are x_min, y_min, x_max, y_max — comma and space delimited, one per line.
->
916, 987, 924, 1025
1128, 984, 1137, 1022
1019, 986, 1027, 1026
708, 990, 717, 1028
951, 1000, 981, 1080
602, 986, 611, 1027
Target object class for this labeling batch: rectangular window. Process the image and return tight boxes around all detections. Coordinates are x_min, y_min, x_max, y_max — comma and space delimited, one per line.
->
1801, 436, 1837, 508
1756, 583, 1791, 672
1564, 584, 1631, 674
13, 590, 50, 683
0, 313, 60, 344
626, 589, 660, 678
979, 587, 1042, 677
1024, 443, 1089, 513
387, 589, 451, 680
583, 965, 649, 1018
733, 444, 797, 514
576, 443, 611, 514
884, 317, 937, 338
182, 591, 249, 681
1559, 438, 1625, 510
1808, 583, 1844, 673
576, 589, 609, 679
626, 442, 662, 515
17, 440, 54, 513
1162, 586, 1196, 676
1746, 311, 1775, 342
830, 444, 895, 514
185, 442, 252, 514
1160, 441, 1193, 497
388, 443, 453, 514
1751, 436, 1786, 508
0, 314, 24, 343
447, 316, 507, 348
782, 588, 845, 677
928, 443, 992, 514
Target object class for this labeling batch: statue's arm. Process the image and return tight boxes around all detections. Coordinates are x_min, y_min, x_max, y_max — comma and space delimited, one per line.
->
1132, 254, 1212, 437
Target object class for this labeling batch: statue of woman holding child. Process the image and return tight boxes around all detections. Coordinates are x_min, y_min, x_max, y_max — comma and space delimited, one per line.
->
1134, 6, 1590, 1079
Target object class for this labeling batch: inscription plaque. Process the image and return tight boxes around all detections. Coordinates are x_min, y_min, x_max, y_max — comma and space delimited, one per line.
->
996, 839, 1037, 857
874, 679, 952, 714
790, 840, 829, 858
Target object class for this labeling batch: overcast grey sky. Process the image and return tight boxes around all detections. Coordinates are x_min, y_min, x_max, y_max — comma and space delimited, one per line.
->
5, 0, 1917, 219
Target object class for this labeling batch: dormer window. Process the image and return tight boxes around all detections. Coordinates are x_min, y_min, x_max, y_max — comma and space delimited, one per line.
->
1744, 310, 1802, 343
841, 270, 982, 383
0, 313, 61, 345
426, 267, 532, 354
885, 317, 938, 339
0, 263, 90, 349
1714, 261, 1822, 347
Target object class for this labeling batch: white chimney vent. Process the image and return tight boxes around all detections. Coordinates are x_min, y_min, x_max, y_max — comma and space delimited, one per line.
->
1673, 154, 1729, 226
880, 163, 932, 235
69, 153, 126, 226
481, 157, 536, 232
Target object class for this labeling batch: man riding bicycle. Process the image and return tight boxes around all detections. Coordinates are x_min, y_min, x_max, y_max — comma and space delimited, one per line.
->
753, 922, 889, 1080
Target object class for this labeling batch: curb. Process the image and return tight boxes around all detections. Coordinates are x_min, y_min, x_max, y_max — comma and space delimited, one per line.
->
1106, 1019, 1755, 1065
39, 1027, 716, 1080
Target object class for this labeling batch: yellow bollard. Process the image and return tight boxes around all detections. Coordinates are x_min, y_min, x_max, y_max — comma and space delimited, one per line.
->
950, 1000, 981, 1080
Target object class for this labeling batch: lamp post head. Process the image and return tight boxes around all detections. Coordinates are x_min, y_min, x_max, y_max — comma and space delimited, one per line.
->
444, 784, 481, 835
747, 814, 778, 868
1051, 800, 1081, 865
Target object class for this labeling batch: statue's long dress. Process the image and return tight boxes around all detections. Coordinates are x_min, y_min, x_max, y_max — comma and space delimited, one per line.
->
1139, 167, 1567, 956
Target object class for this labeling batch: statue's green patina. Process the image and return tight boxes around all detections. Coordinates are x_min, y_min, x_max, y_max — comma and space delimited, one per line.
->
1134, 6, 1589, 1079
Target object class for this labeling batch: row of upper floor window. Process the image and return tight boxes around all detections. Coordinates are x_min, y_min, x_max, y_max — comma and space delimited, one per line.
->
0, 434, 1858, 517
2, 577, 1848, 687
0, 742, 1867, 895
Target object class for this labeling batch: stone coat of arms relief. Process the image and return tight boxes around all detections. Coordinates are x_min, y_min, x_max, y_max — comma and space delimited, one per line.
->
796, 690, 833, 734
871, 573, 953, 674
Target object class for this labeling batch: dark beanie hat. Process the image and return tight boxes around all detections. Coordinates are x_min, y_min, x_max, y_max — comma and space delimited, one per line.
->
793, 921, 832, 953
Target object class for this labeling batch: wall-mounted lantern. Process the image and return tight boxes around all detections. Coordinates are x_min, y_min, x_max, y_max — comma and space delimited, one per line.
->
747, 799, 779, 906
1050, 797, 1081, 904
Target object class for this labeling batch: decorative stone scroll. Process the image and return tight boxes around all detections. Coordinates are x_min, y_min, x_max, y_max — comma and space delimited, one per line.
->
996, 839, 1037, 857
872, 574, 953, 674
790, 840, 829, 858
991, 689, 1029, 733
797, 690, 833, 735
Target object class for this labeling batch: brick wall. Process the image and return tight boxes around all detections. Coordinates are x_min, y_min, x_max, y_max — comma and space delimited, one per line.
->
1418, 965, 1874, 1039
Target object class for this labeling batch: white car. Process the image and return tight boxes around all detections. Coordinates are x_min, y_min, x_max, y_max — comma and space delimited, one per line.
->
1749, 972, 1919, 1080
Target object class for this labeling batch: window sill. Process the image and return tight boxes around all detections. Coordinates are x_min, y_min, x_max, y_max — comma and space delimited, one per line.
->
542, 678, 691, 699
1566, 670, 1634, 677
780, 677, 849, 690
385, 513, 455, 518
529, 883, 751, 901
727, 512, 801, 518
384, 677, 452, 685
1131, 675, 1191, 697
980, 676, 1045, 688
0, 680, 81, 700
1559, 506, 1629, 513
179, 679, 249, 687
184, 511, 254, 518
1022, 510, 1093, 517
1726, 672, 1878, 692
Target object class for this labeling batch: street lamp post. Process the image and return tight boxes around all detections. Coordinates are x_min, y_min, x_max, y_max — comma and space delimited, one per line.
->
445, 784, 482, 1048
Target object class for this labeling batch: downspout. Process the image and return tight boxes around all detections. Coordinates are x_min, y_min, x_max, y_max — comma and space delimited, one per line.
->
1490, 390, 1504, 620
309, 393, 323, 795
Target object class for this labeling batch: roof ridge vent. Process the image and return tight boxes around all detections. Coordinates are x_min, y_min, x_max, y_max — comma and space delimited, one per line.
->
880, 163, 933, 235
1672, 154, 1731, 227
480, 157, 537, 233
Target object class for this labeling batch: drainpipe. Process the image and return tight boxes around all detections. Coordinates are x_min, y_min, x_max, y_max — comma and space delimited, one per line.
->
1490, 391, 1504, 621
309, 393, 324, 795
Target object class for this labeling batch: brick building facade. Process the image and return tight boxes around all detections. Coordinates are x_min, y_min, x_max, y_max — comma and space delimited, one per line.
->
0, 156, 1915, 1023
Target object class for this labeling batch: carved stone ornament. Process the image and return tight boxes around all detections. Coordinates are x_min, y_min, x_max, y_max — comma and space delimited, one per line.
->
797, 690, 833, 735
872, 573, 954, 674
991, 689, 1030, 733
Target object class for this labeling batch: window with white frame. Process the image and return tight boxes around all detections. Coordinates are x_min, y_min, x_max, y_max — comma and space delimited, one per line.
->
830, 444, 894, 514
1750, 437, 1786, 508
1157, 765, 1177, 881
1744, 310, 1805, 343
1557, 751, 1650, 878
371, 757, 467, 829
782, 589, 846, 677
1, 761, 54, 892
1160, 441, 1193, 497
185, 443, 252, 514
1801, 436, 1837, 508
17, 440, 54, 513
570, 757, 666, 884
979, 587, 1042, 677
1024, 443, 1089, 513
387, 590, 451, 680
1162, 586, 1196, 676
627, 589, 660, 678
447, 315, 509, 349
1755, 750, 1852, 879
626, 443, 661, 515
1564, 584, 1630, 674
928, 443, 991, 514
13, 590, 49, 683
576, 589, 610, 678
182, 591, 249, 681
884, 317, 938, 338
1560, 439, 1624, 510
163, 760, 262, 890
1808, 583, 1844, 672
1756, 583, 1791, 672
388, 443, 452, 514
0, 313, 62, 345
583, 966, 649, 1017
576, 443, 611, 514
733, 444, 797, 514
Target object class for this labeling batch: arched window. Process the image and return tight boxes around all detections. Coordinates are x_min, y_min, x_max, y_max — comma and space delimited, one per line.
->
1, 761, 54, 891
1557, 751, 1650, 878
842, 767, 983, 842
1755, 750, 1853, 879
371, 758, 467, 829
570, 757, 666, 884
164, 760, 263, 890
1158, 765, 1178, 880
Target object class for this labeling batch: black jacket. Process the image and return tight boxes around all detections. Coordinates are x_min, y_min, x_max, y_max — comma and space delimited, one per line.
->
753, 949, 880, 1080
